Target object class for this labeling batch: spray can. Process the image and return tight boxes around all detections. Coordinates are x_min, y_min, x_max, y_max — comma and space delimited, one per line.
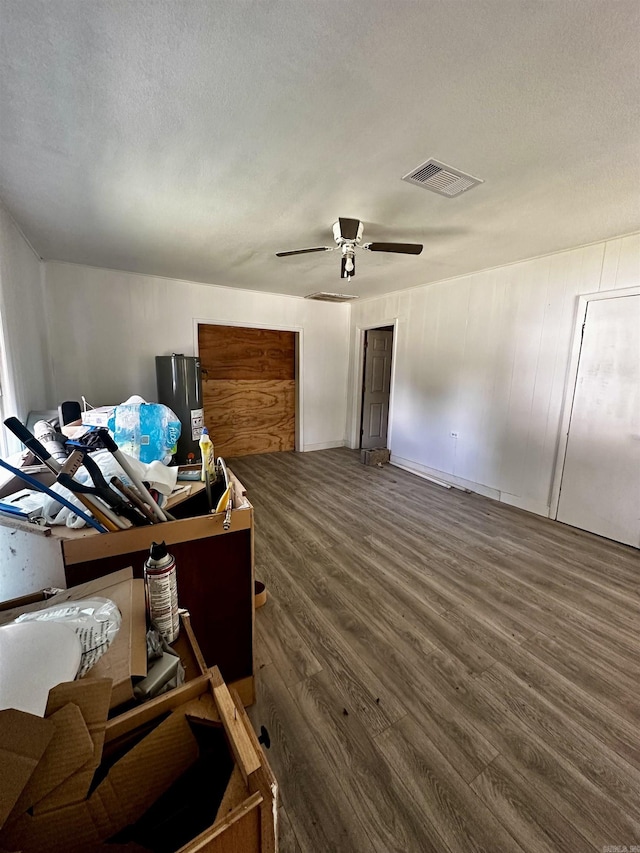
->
144, 541, 179, 643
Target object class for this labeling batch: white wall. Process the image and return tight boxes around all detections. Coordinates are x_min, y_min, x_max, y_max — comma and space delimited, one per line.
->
349, 232, 640, 516
0, 203, 52, 443
44, 262, 350, 451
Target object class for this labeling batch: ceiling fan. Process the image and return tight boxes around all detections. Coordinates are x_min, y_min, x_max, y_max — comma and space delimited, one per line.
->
275, 218, 423, 280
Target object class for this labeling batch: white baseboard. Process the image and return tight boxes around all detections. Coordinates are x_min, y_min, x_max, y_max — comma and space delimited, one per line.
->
302, 440, 347, 452
390, 456, 500, 498
499, 492, 551, 518
390, 455, 550, 518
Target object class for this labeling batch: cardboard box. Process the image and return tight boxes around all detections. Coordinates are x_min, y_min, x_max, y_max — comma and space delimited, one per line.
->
80, 406, 116, 429
0, 669, 277, 853
0, 569, 147, 710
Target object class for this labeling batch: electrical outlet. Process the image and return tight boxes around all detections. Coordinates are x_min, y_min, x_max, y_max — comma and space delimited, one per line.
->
450, 431, 459, 439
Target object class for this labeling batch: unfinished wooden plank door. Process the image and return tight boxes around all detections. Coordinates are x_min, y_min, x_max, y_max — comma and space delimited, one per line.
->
198, 324, 296, 458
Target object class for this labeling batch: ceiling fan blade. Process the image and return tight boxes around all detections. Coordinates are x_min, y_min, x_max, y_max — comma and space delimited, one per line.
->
338, 218, 361, 241
275, 247, 333, 257
363, 242, 423, 255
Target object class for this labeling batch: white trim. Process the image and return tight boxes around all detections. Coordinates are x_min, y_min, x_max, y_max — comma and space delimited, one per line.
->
391, 456, 552, 516
349, 318, 399, 450
390, 455, 498, 497
500, 492, 550, 518
303, 440, 347, 452
390, 460, 452, 489
192, 317, 304, 452
549, 285, 640, 518
46, 259, 309, 300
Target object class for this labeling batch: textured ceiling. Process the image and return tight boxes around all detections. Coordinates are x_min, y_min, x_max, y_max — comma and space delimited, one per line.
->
0, 1, 639, 298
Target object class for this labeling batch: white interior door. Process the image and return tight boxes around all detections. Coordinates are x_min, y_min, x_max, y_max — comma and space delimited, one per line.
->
557, 294, 640, 547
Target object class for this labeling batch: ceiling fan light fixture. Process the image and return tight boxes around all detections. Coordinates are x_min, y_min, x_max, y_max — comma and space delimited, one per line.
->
341, 254, 356, 279
277, 217, 423, 280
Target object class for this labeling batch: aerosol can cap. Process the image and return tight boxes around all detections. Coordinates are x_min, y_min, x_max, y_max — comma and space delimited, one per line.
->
149, 541, 168, 561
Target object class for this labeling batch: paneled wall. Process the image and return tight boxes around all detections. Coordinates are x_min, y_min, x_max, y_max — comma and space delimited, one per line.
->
349, 232, 640, 516
0, 204, 53, 443
44, 262, 350, 452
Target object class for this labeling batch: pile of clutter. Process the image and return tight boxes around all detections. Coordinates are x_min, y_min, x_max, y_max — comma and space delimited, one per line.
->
0, 396, 181, 532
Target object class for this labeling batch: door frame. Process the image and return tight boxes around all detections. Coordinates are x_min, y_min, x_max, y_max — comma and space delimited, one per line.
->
349, 318, 399, 450
192, 317, 304, 452
549, 284, 640, 519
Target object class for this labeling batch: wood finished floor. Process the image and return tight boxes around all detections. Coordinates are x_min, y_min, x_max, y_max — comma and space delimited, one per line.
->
230, 448, 640, 853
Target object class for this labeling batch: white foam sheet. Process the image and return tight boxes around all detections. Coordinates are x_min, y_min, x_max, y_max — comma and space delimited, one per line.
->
0, 621, 82, 716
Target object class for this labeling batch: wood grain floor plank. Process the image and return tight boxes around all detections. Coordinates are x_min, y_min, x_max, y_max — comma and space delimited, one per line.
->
479, 662, 640, 822
375, 713, 527, 853
444, 607, 640, 770
254, 619, 272, 670
424, 650, 640, 848
276, 806, 303, 853
289, 669, 444, 853
230, 448, 640, 853
256, 540, 407, 735
523, 632, 640, 725
248, 662, 377, 853
253, 594, 323, 687
470, 755, 597, 853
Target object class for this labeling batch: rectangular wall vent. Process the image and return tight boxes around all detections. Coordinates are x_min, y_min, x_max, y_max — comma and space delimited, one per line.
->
305, 292, 359, 302
402, 158, 483, 197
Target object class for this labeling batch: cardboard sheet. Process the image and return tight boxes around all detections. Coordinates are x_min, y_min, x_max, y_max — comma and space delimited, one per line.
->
10, 703, 94, 817
0, 709, 54, 830
3, 707, 201, 853
33, 678, 113, 814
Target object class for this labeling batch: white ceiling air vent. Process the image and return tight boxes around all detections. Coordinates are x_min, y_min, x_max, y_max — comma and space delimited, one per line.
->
305, 292, 359, 303
402, 159, 483, 197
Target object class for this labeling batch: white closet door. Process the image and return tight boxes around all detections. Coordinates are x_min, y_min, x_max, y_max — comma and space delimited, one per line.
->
557, 294, 640, 547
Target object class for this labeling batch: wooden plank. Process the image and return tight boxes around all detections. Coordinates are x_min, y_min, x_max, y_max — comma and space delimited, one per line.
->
179, 793, 262, 852
375, 712, 528, 853
198, 323, 296, 458
424, 650, 640, 849
230, 686, 278, 853
253, 556, 406, 737
479, 662, 640, 822
62, 507, 252, 564
105, 675, 212, 742
198, 325, 295, 381
470, 755, 596, 853
202, 379, 295, 457
210, 667, 262, 779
